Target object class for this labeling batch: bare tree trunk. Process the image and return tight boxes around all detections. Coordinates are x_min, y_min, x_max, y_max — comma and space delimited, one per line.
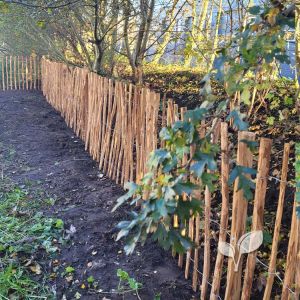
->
152, 0, 179, 64
183, 0, 197, 67
92, 0, 105, 74
206, 2, 215, 40
208, 0, 223, 71
123, 0, 155, 84
93, 43, 105, 74
184, 0, 209, 67
107, 0, 119, 76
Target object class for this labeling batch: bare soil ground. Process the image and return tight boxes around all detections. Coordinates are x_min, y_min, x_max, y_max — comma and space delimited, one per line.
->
0, 90, 196, 299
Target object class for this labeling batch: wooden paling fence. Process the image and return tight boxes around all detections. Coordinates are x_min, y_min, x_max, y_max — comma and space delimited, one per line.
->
15, 57, 298, 299
164, 100, 299, 300
0, 55, 41, 91
41, 58, 160, 185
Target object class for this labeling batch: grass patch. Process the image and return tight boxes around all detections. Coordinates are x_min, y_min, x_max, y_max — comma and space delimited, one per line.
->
0, 179, 63, 299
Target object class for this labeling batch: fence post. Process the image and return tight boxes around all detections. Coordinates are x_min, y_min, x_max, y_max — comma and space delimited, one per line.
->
17, 56, 20, 89
2, 57, 5, 91
241, 137, 272, 300
263, 143, 290, 300
201, 120, 221, 299
13, 56, 16, 89
210, 122, 230, 299
225, 131, 255, 300
25, 57, 28, 90
6, 56, 8, 89
9, 56, 12, 89
281, 199, 298, 299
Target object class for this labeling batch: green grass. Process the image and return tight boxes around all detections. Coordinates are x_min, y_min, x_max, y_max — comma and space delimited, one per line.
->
0, 179, 63, 299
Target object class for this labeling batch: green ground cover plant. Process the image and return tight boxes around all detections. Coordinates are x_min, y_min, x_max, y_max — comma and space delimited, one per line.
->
0, 179, 64, 299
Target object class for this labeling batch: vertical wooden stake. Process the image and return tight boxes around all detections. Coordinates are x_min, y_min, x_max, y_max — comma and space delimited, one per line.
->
263, 143, 290, 300
33, 55, 36, 89
26, 57, 29, 90
281, 199, 298, 299
18, 56, 21, 90
225, 131, 255, 300
210, 122, 230, 299
2, 57, 5, 91
30, 55, 33, 90
241, 138, 272, 300
14, 56, 17, 89
191, 120, 206, 292
295, 216, 300, 299
37, 56, 40, 90
201, 120, 221, 300
22, 56, 25, 90
10, 56, 12, 90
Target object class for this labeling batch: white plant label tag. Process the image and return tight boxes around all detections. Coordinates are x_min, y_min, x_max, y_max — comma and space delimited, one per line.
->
218, 230, 263, 272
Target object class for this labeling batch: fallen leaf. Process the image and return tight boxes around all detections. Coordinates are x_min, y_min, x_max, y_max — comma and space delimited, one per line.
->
52, 259, 60, 267
66, 275, 73, 282
29, 263, 42, 275
66, 225, 77, 236
295, 125, 300, 135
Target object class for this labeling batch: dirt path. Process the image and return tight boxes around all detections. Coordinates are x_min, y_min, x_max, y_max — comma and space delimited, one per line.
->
0, 91, 196, 299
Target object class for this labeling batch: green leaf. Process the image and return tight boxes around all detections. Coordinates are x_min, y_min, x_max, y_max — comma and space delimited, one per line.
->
116, 229, 130, 241
263, 231, 272, 246
55, 219, 64, 229
296, 206, 300, 219
147, 149, 170, 169
173, 182, 198, 195
229, 165, 256, 201
184, 108, 207, 123
154, 198, 168, 218
65, 266, 75, 274
117, 269, 129, 280
159, 127, 172, 141
284, 96, 293, 106
248, 6, 261, 15
201, 173, 218, 192
229, 165, 256, 185
240, 139, 258, 152
266, 116, 275, 126
216, 100, 228, 114
87, 276, 95, 284
226, 109, 248, 131
36, 20, 46, 29
112, 182, 138, 212
241, 87, 251, 105
190, 161, 206, 177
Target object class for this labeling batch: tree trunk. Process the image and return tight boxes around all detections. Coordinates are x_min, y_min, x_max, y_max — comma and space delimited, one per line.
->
132, 63, 143, 84
107, 0, 119, 76
197, 0, 210, 44
152, 0, 179, 64
184, 0, 197, 67
184, 0, 209, 67
208, 0, 223, 71
93, 43, 104, 74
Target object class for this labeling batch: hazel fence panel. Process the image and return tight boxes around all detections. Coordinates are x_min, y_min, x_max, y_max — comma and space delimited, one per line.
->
1, 56, 297, 299
0, 55, 40, 91
163, 100, 298, 300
